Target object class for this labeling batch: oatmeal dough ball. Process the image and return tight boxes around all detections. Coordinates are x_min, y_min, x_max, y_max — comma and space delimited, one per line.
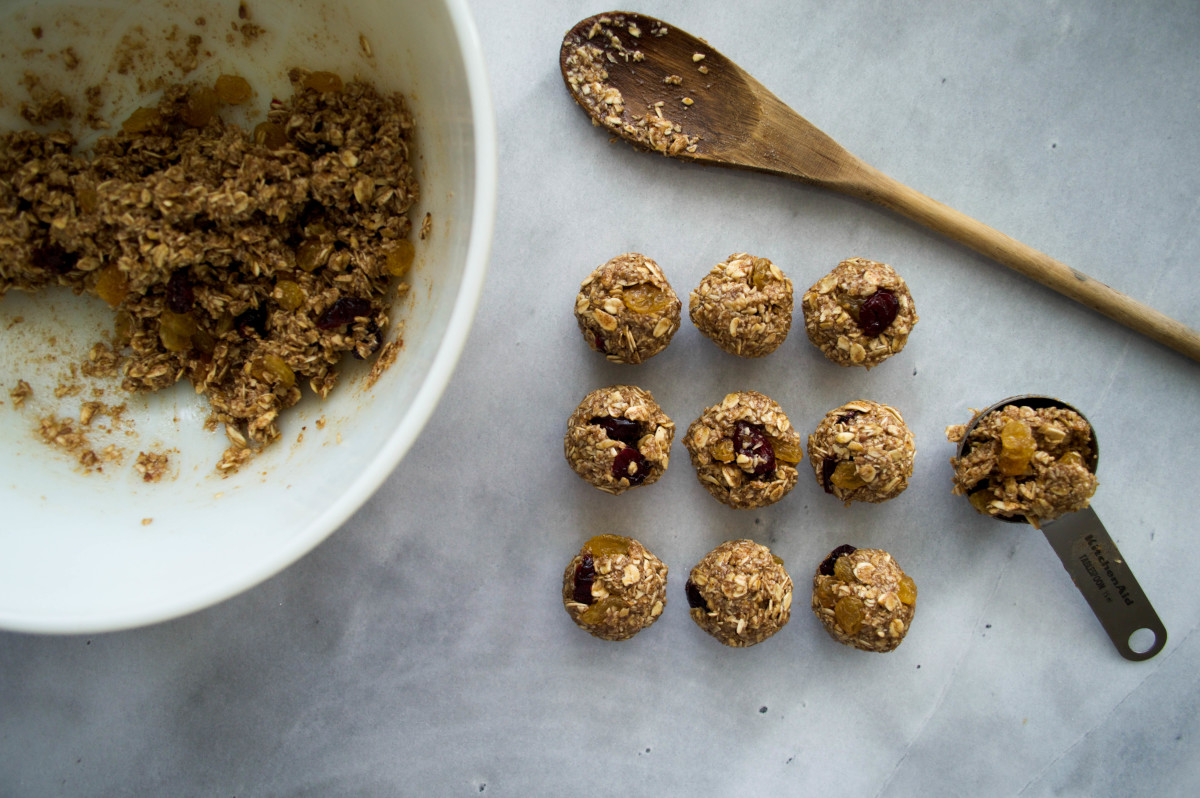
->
574, 252, 682, 364
801, 257, 917, 368
564, 385, 674, 494
812, 545, 916, 652
685, 539, 793, 647
689, 253, 793, 357
683, 390, 805, 510
947, 402, 1098, 526
808, 400, 915, 506
563, 534, 668, 641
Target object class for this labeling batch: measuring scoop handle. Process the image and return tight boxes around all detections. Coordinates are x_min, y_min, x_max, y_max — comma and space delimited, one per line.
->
1041, 506, 1166, 661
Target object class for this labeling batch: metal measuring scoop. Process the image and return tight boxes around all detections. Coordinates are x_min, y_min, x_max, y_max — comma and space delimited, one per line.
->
955, 395, 1166, 661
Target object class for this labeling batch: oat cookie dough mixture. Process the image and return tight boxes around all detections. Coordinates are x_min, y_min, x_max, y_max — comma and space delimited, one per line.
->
947, 402, 1098, 526
560, 13, 700, 157
689, 253, 793, 358
562, 534, 668, 641
808, 400, 915, 506
0, 69, 419, 472
683, 390, 804, 509
812, 544, 916, 653
685, 539, 793, 647
564, 384, 673, 494
574, 252, 681, 364
801, 257, 917, 368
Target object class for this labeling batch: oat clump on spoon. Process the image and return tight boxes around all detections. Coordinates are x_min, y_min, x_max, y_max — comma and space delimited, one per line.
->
561, 13, 699, 156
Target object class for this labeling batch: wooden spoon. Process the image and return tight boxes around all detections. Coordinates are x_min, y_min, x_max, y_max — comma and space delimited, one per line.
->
559, 11, 1200, 363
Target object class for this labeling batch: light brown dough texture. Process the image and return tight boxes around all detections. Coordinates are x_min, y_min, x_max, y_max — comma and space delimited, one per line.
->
687, 539, 792, 647
562, 535, 668, 642
800, 257, 917, 368
812, 546, 916, 653
682, 390, 804, 509
946, 403, 1097, 525
574, 252, 681, 364
689, 253, 793, 358
564, 385, 673, 494
808, 399, 915, 506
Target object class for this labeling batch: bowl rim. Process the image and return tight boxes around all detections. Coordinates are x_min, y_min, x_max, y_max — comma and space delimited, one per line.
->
3, 0, 498, 635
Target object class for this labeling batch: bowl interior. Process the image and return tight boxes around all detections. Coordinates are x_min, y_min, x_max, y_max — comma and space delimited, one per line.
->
0, 0, 494, 633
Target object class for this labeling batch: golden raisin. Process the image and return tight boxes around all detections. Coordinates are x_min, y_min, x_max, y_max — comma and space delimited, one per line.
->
252, 121, 288, 149
274, 280, 305, 311
296, 238, 331, 272
712, 438, 735, 462
584, 534, 630, 558
76, 187, 99, 215
180, 86, 219, 127
836, 292, 865, 322
92, 265, 129, 307
159, 310, 196, 352
815, 580, 837, 606
830, 461, 866, 491
772, 554, 785, 566
898, 575, 917, 605
191, 328, 217, 356
968, 490, 992, 514
834, 595, 865, 635
750, 257, 773, 289
385, 240, 415, 277
260, 354, 296, 389
770, 436, 803, 464
834, 555, 855, 584
1059, 451, 1085, 468
122, 106, 162, 134
214, 74, 252, 104
580, 596, 627, 626
303, 71, 344, 93
998, 418, 1036, 476
113, 311, 134, 345
622, 283, 671, 314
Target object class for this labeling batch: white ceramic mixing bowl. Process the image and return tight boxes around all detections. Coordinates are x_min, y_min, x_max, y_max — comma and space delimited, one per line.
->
0, 0, 496, 633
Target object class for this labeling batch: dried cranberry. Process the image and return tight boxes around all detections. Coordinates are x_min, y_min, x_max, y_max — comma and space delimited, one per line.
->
685, 579, 707, 610
820, 456, 839, 494
857, 289, 898, 336
818, 544, 858, 576
316, 297, 372, 330
235, 305, 267, 337
611, 446, 648, 486
734, 420, 775, 476
165, 270, 195, 313
590, 416, 641, 446
592, 332, 606, 353
836, 411, 860, 425
31, 243, 78, 274
573, 553, 596, 605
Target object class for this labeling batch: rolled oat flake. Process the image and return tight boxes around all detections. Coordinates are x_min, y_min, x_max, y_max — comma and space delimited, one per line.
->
950, 395, 1166, 661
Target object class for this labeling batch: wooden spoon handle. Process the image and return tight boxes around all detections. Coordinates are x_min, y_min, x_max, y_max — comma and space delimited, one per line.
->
840, 162, 1200, 362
